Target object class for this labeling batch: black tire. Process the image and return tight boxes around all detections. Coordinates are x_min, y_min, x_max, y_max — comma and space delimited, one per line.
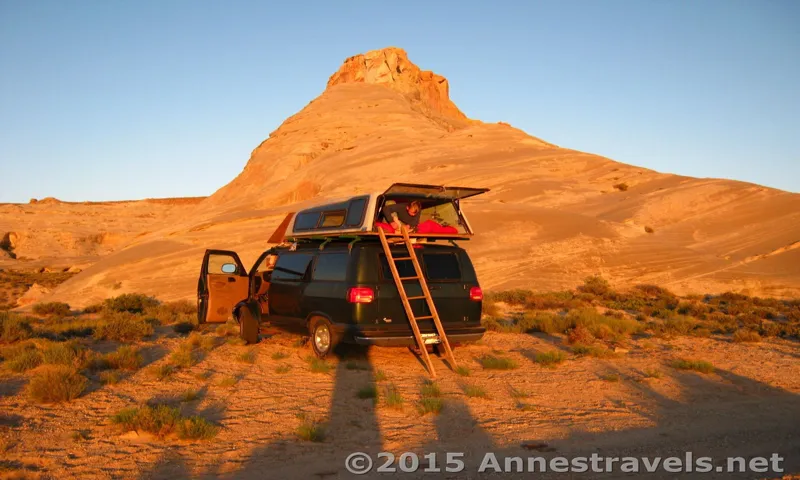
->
309, 317, 338, 359
238, 304, 259, 345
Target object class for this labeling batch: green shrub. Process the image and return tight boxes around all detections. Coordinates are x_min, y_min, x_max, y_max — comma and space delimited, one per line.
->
578, 275, 612, 297
0, 312, 33, 343
32, 302, 71, 317
27, 365, 88, 403
105, 346, 143, 370
103, 293, 160, 314
671, 358, 714, 374
477, 354, 518, 370
112, 404, 181, 438
41, 340, 85, 367
94, 312, 154, 342
417, 397, 444, 415
147, 300, 196, 325
534, 350, 567, 367
177, 416, 219, 440
383, 383, 404, 408
3, 344, 43, 372
462, 384, 488, 398
357, 385, 378, 400
732, 329, 761, 343
296, 413, 325, 442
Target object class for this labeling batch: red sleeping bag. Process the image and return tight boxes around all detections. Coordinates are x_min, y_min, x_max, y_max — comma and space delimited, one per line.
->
374, 220, 458, 234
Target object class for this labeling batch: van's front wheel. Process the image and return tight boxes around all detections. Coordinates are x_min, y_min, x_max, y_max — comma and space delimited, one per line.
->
309, 317, 338, 358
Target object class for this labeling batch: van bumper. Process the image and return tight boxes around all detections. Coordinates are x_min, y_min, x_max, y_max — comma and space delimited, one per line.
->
335, 324, 485, 347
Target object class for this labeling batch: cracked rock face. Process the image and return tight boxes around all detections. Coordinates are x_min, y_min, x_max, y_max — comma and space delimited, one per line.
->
326, 47, 467, 121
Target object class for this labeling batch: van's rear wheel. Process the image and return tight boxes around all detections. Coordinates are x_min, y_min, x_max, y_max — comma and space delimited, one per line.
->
238, 306, 259, 345
309, 317, 338, 358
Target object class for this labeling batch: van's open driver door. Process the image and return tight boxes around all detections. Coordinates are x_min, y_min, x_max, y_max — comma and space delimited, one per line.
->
198, 249, 249, 323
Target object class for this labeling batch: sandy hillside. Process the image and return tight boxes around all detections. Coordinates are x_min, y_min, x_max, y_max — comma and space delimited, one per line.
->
1, 47, 798, 308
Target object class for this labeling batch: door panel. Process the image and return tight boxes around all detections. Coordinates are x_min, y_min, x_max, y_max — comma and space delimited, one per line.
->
199, 250, 248, 323
268, 252, 315, 332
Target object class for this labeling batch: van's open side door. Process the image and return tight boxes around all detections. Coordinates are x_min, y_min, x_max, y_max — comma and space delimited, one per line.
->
198, 249, 249, 323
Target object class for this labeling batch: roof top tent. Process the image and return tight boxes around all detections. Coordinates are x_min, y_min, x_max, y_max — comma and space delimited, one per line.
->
271, 183, 490, 243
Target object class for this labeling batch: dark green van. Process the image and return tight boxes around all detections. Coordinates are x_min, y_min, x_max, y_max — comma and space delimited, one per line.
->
198, 238, 485, 358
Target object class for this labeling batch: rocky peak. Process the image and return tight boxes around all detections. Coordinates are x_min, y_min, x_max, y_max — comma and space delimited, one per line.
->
326, 47, 468, 121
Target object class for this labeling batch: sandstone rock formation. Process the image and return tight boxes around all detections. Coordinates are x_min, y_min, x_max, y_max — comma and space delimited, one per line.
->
2, 47, 798, 308
327, 47, 468, 123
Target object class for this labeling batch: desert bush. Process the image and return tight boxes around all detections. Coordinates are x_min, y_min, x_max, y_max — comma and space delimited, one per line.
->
0, 311, 33, 343
27, 365, 88, 403
177, 416, 219, 440
567, 324, 594, 345
520, 311, 571, 334
524, 291, 584, 311
32, 302, 71, 317
671, 358, 714, 374
565, 308, 642, 337
36, 317, 97, 339
82, 303, 104, 314
170, 344, 201, 368
41, 340, 86, 367
306, 356, 332, 374
357, 385, 378, 400
758, 322, 783, 338
644, 226, 654, 234
477, 354, 518, 370
105, 346, 143, 370
578, 275, 612, 297
485, 289, 533, 305
634, 284, 677, 301
147, 300, 196, 325
613, 183, 629, 191
112, 404, 181, 438
481, 298, 501, 318
103, 293, 160, 314
600, 373, 620, 382
94, 312, 154, 342
2, 342, 43, 372
533, 350, 567, 367
571, 343, 615, 358
296, 413, 325, 442
732, 329, 761, 343
418, 380, 443, 415
237, 349, 256, 364
462, 384, 488, 398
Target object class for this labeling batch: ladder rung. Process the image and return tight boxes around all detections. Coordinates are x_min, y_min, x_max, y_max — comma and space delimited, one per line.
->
399, 276, 419, 281
414, 315, 434, 320
407, 295, 427, 300
393, 257, 413, 261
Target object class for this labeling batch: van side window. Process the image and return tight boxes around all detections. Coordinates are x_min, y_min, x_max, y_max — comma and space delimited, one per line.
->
345, 198, 367, 226
295, 212, 320, 230
272, 253, 314, 282
422, 253, 461, 281
313, 253, 349, 281
320, 210, 345, 228
379, 254, 416, 280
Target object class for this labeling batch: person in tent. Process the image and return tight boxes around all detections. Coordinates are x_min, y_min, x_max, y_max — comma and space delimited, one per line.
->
382, 200, 422, 232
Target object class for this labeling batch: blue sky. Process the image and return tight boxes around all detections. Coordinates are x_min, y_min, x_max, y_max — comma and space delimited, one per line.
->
1, 0, 798, 202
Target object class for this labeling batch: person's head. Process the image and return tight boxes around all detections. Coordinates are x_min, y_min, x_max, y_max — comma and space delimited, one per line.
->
407, 201, 422, 216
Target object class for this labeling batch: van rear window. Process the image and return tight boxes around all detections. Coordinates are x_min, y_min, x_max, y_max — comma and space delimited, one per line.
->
379, 254, 416, 280
422, 253, 461, 281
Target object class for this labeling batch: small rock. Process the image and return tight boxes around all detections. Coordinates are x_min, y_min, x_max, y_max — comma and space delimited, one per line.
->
521, 441, 556, 452
614, 347, 630, 354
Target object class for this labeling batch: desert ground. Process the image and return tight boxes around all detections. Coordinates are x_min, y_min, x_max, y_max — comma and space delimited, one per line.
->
1, 282, 799, 479
1, 47, 799, 479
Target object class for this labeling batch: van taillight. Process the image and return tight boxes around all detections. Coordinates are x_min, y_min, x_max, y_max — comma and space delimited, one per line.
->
347, 287, 374, 303
469, 287, 483, 301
